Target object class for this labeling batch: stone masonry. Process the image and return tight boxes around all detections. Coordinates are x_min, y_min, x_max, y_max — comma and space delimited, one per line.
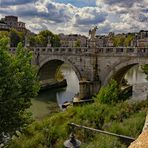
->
9, 46, 148, 98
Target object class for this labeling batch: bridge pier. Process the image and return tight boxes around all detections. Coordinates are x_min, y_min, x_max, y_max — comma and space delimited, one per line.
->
79, 80, 101, 99
79, 81, 90, 99
90, 81, 101, 96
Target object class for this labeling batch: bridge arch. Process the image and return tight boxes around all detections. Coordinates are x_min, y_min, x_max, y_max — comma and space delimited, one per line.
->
104, 58, 148, 86
38, 56, 82, 82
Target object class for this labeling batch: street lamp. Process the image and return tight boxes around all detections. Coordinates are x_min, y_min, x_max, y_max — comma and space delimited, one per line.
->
64, 133, 81, 148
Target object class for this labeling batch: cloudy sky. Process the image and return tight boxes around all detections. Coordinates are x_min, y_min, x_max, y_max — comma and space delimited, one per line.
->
0, 0, 148, 35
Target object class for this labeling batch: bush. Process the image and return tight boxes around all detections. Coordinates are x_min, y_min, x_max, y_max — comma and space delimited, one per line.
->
95, 79, 120, 104
8, 99, 148, 148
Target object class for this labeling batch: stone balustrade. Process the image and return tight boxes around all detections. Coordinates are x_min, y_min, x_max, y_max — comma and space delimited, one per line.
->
9, 46, 148, 101
8, 46, 148, 57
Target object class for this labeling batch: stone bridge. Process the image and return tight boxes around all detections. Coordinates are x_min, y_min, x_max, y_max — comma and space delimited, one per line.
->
9, 46, 148, 98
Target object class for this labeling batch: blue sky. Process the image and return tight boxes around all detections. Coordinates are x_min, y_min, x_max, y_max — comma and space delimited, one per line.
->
0, 0, 147, 35
54, 0, 96, 7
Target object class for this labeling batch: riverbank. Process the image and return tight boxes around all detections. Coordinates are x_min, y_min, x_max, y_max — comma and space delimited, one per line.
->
9, 99, 148, 148
28, 80, 67, 120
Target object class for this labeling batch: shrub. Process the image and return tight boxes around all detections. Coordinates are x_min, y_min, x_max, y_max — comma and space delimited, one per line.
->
95, 79, 120, 104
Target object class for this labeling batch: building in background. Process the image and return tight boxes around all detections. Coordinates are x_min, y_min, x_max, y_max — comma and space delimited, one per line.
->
59, 34, 87, 47
0, 15, 29, 33
137, 30, 148, 47
131, 31, 148, 47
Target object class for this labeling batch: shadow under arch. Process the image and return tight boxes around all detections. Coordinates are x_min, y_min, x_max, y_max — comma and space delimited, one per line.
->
104, 59, 148, 86
38, 56, 82, 82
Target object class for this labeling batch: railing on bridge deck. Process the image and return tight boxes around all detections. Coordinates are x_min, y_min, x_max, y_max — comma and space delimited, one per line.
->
8, 46, 148, 57
95, 47, 148, 57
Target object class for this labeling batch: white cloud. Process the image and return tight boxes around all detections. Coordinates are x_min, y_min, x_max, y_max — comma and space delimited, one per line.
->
0, 0, 147, 35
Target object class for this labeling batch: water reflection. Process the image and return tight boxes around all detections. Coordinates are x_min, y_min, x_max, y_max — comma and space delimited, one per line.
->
125, 65, 147, 84
30, 64, 148, 119
57, 65, 79, 107
125, 65, 148, 100
30, 64, 79, 119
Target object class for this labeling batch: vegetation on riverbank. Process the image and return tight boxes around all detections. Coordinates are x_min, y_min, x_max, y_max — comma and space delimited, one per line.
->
9, 97, 148, 147
0, 36, 147, 147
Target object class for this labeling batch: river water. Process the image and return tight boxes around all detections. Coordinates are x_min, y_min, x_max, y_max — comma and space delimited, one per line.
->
29, 64, 79, 119
125, 65, 148, 101
30, 64, 147, 119
125, 65, 147, 84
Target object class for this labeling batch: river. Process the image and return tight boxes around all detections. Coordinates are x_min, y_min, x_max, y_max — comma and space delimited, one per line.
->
125, 65, 147, 84
30, 64, 147, 119
29, 64, 79, 119
125, 65, 148, 101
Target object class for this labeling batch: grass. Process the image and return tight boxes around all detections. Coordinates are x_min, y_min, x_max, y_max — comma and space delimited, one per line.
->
9, 99, 148, 148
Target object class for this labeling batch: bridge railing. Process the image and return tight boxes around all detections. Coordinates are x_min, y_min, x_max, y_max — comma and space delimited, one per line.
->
96, 47, 148, 57
27, 47, 88, 55
8, 46, 148, 57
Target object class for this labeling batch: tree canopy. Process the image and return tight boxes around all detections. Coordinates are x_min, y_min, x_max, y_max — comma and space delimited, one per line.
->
29, 30, 61, 47
0, 29, 61, 47
0, 38, 39, 141
112, 34, 134, 47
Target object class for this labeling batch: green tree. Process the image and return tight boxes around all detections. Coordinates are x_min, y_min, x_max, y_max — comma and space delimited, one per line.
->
38, 30, 53, 46
28, 35, 36, 47
51, 34, 61, 47
124, 34, 134, 47
95, 79, 119, 104
0, 38, 40, 141
0, 31, 9, 39
38, 30, 53, 38
112, 36, 125, 47
9, 29, 25, 47
75, 40, 81, 47
28, 30, 61, 47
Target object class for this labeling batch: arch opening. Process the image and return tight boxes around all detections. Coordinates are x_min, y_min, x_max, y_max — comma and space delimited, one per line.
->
38, 59, 64, 82
112, 64, 138, 85
105, 61, 148, 101
31, 60, 81, 119
38, 59, 81, 92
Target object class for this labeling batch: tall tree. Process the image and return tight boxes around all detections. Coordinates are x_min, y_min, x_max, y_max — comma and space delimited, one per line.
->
51, 34, 61, 47
9, 29, 25, 47
0, 38, 40, 142
124, 34, 134, 47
